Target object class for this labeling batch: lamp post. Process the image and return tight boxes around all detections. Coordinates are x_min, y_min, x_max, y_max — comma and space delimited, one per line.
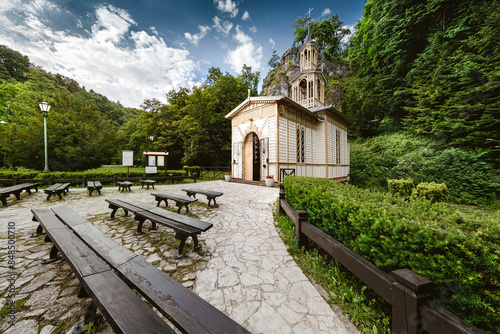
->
39, 101, 51, 173
148, 135, 154, 151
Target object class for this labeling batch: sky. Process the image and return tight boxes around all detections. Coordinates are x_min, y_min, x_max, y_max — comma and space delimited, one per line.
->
0, 0, 366, 108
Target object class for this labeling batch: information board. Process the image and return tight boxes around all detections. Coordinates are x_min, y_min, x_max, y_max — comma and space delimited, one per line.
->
122, 150, 134, 166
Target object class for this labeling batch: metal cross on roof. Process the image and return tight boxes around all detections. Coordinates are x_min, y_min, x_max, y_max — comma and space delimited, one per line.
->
306, 7, 313, 19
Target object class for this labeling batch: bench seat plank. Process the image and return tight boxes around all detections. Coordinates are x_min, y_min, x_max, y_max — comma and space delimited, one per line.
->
48, 205, 250, 334
182, 188, 223, 207
83, 270, 176, 334
151, 192, 198, 213
1, 183, 39, 205
32, 207, 176, 334
148, 207, 212, 231
117, 256, 250, 334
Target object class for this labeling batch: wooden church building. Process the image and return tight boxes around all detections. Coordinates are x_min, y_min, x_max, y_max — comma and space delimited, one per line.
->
225, 35, 351, 183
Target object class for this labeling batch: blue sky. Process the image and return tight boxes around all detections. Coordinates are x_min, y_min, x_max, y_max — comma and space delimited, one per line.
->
0, 0, 365, 108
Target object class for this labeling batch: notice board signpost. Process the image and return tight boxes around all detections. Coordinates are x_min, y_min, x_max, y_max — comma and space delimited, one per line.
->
122, 150, 134, 178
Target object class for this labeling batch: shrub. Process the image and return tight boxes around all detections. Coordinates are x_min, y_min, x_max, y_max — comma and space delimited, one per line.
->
387, 178, 414, 199
350, 131, 499, 207
411, 182, 448, 203
284, 176, 500, 332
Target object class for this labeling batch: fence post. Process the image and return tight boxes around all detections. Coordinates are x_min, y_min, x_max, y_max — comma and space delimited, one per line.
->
113, 175, 117, 186
48, 176, 54, 186
82, 176, 87, 187
295, 210, 308, 249
13, 177, 18, 185
391, 268, 433, 334
278, 186, 285, 215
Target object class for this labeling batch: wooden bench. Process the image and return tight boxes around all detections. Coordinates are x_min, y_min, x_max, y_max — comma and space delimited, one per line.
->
44, 183, 70, 201
87, 181, 102, 196
141, 179, 156, 189
32, 205, 250, 334
106, 198, 212, 258
151, 192, 198, 214
30, 207, 176, 333
182, 188, 223, 207
117, 181, 133, 192
0, 183, 39, 205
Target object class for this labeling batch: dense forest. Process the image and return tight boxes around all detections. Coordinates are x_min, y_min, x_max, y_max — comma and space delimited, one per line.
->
0, 0, 498, 206
0, 45, 258, 170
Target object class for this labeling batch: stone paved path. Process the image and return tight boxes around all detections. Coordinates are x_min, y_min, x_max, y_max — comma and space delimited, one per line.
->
0, 180, 358, 333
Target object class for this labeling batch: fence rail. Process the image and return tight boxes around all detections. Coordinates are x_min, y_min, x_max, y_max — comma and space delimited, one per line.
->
0, 174, 198, 187
199, 166, 230, 180
278, 187, 485, 334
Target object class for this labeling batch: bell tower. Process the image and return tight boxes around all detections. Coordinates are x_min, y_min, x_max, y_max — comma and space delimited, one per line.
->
290, 8, 326, 108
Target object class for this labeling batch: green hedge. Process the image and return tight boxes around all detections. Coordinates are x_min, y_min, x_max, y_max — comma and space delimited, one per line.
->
284, 176, 500, 333
350, 131, 499, 206
0, 167, 187, 180
387, 178, 414, 198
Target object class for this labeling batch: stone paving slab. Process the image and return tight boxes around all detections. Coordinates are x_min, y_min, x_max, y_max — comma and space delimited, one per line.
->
0, 180, 359, 333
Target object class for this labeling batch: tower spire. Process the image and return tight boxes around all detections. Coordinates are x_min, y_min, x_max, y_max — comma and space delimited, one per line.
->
306, 7, 313, 41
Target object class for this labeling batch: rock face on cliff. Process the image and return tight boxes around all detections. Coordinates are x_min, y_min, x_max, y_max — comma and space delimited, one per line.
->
260, 46, 350, 109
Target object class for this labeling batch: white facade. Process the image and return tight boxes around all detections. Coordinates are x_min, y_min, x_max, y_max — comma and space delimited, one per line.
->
225, 39, 350, 183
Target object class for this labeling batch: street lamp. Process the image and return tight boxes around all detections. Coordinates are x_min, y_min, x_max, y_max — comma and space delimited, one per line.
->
148, 135, 154, 151
39, 101, 51, 173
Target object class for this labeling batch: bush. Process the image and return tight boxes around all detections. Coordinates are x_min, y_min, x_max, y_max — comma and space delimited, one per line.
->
387, 178, 414, 199
411, 182, 448, 203
350, 131, 499, 207
284, 176, 500, 332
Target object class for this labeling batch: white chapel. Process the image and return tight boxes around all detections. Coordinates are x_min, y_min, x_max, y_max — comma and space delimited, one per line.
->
225, 30, 351, 184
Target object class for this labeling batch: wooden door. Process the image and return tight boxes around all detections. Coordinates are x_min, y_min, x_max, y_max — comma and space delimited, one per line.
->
243, 133, 260, 181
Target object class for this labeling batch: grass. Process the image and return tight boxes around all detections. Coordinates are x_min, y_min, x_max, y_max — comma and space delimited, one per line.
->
274, 206, 392, 334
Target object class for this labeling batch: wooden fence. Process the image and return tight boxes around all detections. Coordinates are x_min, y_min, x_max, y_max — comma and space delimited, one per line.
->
0, 174, 198, 187
278, 187, 485, 334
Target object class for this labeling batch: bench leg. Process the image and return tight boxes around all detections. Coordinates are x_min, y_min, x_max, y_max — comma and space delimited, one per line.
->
41, 244, 59, 264
31, 223, 44, 238
0, 195, 7, 206
13, 190, 21, 200
174, 232, 188, 259
207, 196, 217, 207
73, 299, 98, 334
134, 217, 157, 235
192, 235, 202, 250
57, 192, 63, 200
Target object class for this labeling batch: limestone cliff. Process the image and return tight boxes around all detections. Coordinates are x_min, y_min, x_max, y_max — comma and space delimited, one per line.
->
260, 46, 351, 109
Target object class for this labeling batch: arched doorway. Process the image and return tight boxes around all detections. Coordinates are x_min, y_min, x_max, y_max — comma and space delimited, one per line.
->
243, 132, 261, 181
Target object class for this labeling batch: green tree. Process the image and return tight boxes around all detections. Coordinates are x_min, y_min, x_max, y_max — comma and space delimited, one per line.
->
268, 50, 280, 69
292, 14, 350, 60
0, 45, 30, 82
239, 64, 260, 96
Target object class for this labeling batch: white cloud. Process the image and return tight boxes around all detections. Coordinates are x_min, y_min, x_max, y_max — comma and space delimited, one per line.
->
249, 26, 257, 33
0, 1, 197, 108
225, 26, 263, 73
214, 0, 239, 18
341, 25, 355, 44
212, 16, 233, 36
185, 25, 211, 46
321, 8, 332, 17
269, 38, 275, 49
242, 11, 250, 21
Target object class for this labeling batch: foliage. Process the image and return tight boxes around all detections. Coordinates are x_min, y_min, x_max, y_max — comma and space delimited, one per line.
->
268, 50, 280, 69
284, 176, 500, 333
292, 14, 350, 60
239, 64, 260, 96
122, 65, 253, 168
275, 211, 391, 333
0, 45, 30, 82
0, 45, 137, 171
411, 182, 449, 203
345, 0, 500, 165
387, 178, 414, 199
350, 130, 499, 207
